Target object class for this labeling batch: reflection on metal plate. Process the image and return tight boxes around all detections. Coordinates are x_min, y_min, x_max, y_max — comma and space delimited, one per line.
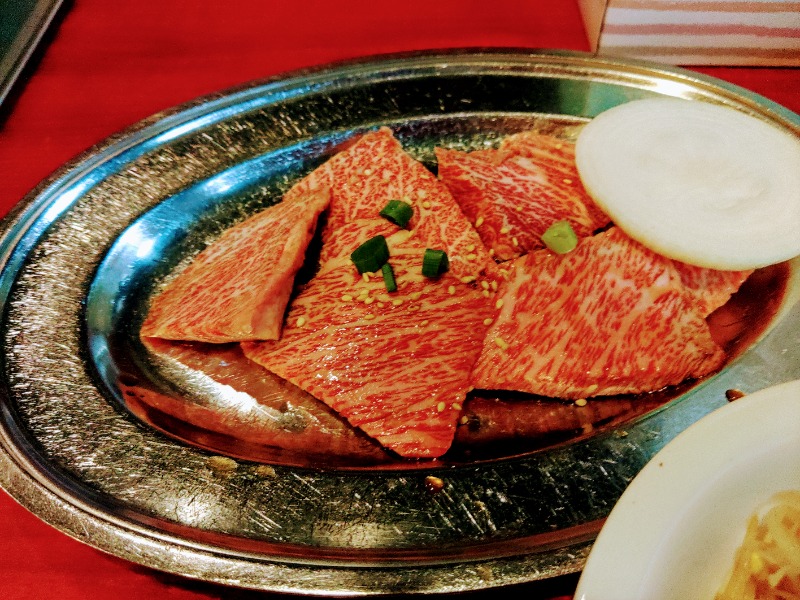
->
0, 50, 798, 594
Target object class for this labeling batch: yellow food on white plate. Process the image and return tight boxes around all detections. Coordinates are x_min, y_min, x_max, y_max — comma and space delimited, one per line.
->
575, 97, 800, 271
715, 490, 800, 600
574, 379, 800, 600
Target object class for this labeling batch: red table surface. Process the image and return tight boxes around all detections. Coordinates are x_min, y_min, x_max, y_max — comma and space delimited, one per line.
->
0, 1, 797, 599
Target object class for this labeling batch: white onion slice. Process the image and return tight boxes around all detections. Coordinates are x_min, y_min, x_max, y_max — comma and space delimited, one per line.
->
575, 97, 800, 270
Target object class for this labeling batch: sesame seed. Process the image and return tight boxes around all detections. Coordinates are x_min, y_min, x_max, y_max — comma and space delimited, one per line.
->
494, 337, 509, 350
489, 248, 495, 257
392, 298, 404, 306
364, 313, 375, 320
410, 291, 422, 301
483, 318, 493, 326
575, 398, 588, 407
461, 275, 476, 284
207, 456, 238, 472
490, 281, 498, 291
363, 297, 374, 305
363, 168, 372, 175
515, 205, 523, 212
451, 402, 462, 411
422, 200, 432, 209
437, 402, 446, 413
393, 230, 412, 244
481, 281, 490, 290
500, 226, 510, 234
512, 236, 519, 247
362, 272, 370, 282
460, 416, 469, 425
466, 253, 477, 261
425, 475, 445, 494
563, 178, 573, 185
448, 285, 456, 295
475, 216, 484, 228
255, 465, 277, 478
467, 244, 476, 252
482, 289, 490, 298
341, 294, 353, 302
296, 316, 307, 327
555, 143, 563, 150
408, 304, 421, 312
495, 299, 504, 309
419, 320, 429, 327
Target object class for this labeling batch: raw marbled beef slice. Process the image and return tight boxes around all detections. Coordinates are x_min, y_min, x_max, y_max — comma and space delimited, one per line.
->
435, 133, 609, 261
242, 235, 500, 458
141, 187, 330, 343
137, 339, 387, 461
285, 126, 494, 280
470, 227, 725, 399
455, 394, 667, 448
498, 130, 609, 227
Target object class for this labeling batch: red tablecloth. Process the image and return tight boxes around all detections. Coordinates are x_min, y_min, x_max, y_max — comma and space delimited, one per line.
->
0, 1, 797, 598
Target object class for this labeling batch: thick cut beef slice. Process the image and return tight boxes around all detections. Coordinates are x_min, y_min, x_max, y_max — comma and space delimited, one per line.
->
141, 187, 330, 343
242, 235, 500, 458
435, 132, 609, 261
470, 227, 726, 399
137, 339, 387, 461
286, 126, 493, 280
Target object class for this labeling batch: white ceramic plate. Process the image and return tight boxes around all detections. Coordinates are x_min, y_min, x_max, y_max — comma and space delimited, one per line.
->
575, 378, 800, 600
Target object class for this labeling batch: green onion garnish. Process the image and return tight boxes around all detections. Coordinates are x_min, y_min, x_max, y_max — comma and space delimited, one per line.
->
422, 248, 449, 278
541, 220, 578, 254
381, 263, 397, 292
379, 199, 414, 228
350, 235, 390, 274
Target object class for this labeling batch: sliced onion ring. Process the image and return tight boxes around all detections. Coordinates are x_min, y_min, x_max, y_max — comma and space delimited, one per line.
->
575, 98, 800, 270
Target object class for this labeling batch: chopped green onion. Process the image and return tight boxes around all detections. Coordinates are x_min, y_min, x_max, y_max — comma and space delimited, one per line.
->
350, 235, 390, 274
541, 220, 578, 254
381, 263, 397, 292
379, 199, 414, 228
422, 248, 449, 277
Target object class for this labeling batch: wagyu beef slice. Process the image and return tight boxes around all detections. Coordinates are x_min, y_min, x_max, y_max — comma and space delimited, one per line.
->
435, 133, 609, 261
497, 130, 612, 228
141, 187, 330, 343
242, 236, 500, 458
285, 126, 494, 279
455, 394, 666, 448
470, 227, 726, 399
137, 339, 387, 461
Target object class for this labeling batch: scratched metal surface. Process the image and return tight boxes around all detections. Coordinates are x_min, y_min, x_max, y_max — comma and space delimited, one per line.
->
0, 50, 798, 594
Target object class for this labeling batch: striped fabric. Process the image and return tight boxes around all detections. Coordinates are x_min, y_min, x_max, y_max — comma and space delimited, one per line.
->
579, 0, 800, 65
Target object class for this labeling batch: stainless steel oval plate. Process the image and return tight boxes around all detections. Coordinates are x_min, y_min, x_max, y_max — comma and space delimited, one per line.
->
0, 50, 798, 595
